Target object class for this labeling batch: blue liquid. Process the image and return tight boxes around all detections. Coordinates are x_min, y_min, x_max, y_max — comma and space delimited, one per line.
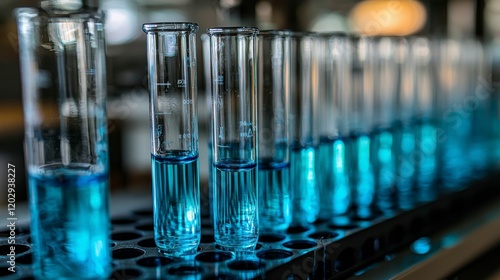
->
151, 154, 200, 256
415, 120, 438, 203
290, 146, 319, 225
318, 137, 350, 217
348, 134, 374, 212
439, 127, 470, 191
393, 123, 416, 210
371, 128, 396, 212
214, 161, 258, 251
29, 165, 110, 279
258, 161, 291, 231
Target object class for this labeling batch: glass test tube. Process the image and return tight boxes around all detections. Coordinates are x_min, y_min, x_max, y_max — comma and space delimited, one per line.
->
143, 22, 200, 256
371, 37, 399, 213
201, 33, 214, 224
16, 6, 111, 279
410, 37, 438, 203
317, 33, 351, 217
257, 30, 291, 232
349, 36, 375, 217
464, 39, 491, 179
207, 27, 259, 251
289, 32, 320, 225
436, 38, 472, 191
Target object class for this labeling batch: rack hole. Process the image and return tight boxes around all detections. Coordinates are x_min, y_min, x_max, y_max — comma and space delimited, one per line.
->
136, 257, 174, 267
16, 253, 32, 264
227, 260, 265, 271
110, 268, 142, 279
132, 208, 153, 216
195, 251, 233, 263
135, 223, 154, 231
258, 233, 286, 243
201, 234, 215, 243
111, 232, 142, 241
257, 249, 293, 260
202, 274, 236, 280
283, 240, 317, 250
360, 238, 380, 260
328, 223, 359, 230
286, 225, 311, 234
409, 217, 426, 236
111, 217, 136, 225
214, 243, 262, 251
308, 231, 339, 240
110, 242, 116, 248
112, 248, 145, 259
137, 238, 156, 248
334, 247, 357, 272
0, 244, 30, 255
168, 265, 204, 275
388, 225, 406, 248
0, 267, 12, 277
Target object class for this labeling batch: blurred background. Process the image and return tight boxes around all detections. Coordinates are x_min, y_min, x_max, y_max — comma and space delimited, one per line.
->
0, 0, 498, 202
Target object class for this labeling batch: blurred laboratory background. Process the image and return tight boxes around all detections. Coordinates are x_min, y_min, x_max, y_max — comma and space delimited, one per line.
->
0, 0, 498, 202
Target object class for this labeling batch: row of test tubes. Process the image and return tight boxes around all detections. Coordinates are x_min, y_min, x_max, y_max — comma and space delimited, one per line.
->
147, 26, 500, 256
16, 5, 499, 276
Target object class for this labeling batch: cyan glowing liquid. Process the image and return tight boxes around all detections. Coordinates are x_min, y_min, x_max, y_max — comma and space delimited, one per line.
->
414, 120, 438, 203
439, 127, 470, 191
151, 154, 200, 256
371, 128, 396, 212
290, 146, 319, 225
214, 161, 258, 251
318, 137, 350, 217
348, 134, 374, 214
258, 161, 290, 231
393, 123, 416, 210
29, 165, 110, 279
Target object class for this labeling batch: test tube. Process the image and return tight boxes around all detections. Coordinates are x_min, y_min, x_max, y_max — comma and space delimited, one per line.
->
16, 6, 111, 279
371, 37, 399, 213
289, 32, 320, 225
143, 22, 200, 256
436, 38, 471, 191
317, 33, 351, 217
257, 30, 291, 231
201, 33, 214, 223
349, 35, 375, 217
410, 37, 438, 203
207, 27, 259, 251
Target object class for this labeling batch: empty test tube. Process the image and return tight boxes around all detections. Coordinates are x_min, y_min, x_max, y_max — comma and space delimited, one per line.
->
143, 22, 201, 256
207, 27, 259, 251
257, 30, 292, 232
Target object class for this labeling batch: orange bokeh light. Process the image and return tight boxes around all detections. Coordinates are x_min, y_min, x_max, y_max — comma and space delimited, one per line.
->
350, 0, 427, 36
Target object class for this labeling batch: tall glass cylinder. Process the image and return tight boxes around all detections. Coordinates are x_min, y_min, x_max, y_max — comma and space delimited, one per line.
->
257, 30, 291, 232
436, 38, 471, 191
16, 7, 111, 279
143, 22, 200, 256
349, 36, 375, 217
318, 33, 351, 217
207, 27, 259, 251
289, 32, 320, 225
371, 37, 399, 213
410, 37, 438, 203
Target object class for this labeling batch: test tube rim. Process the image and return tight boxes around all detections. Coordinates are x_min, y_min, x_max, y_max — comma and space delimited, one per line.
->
289, 31, 318, 39
258, 29, 292, 38
317, 31, 349, 38
142, 22, 199, 34
206, 26, 259, 36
